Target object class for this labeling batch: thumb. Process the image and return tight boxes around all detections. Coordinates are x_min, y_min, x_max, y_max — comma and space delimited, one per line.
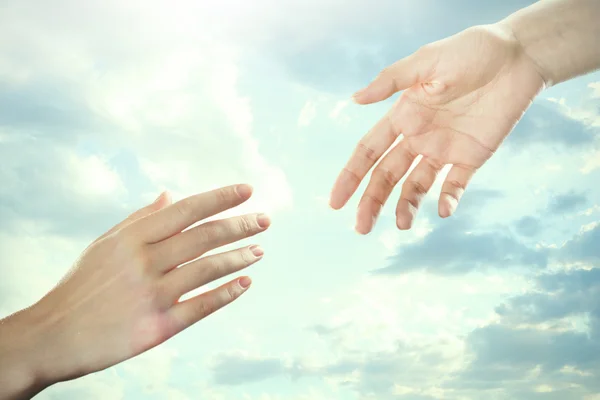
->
125, 191, 173, 226
96, 191, 172, 241
352, 50, 431, 104
151, 190, 172, 210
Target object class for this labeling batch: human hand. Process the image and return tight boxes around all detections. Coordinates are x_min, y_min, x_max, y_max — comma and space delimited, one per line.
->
329, 23, 545, 234
0, 185, 270, 399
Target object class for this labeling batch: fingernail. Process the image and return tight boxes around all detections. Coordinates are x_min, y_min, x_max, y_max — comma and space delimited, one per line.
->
351, 88, 365, 102
355, 225, 368, 235
249, 245, 264, 258
355, 221, 373, 235
328, 195, 340, 210
235, 184, 253, 199
257, 213, 271, 229
239, 276, 252, 289
396, 217, 412, 230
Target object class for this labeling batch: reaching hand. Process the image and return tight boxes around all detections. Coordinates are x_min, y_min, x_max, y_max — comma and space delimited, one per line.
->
329, 23, 545, 234
0, 185, 270, 398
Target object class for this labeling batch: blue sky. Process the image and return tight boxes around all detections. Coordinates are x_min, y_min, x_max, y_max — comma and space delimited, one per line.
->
1, 0, 600, 399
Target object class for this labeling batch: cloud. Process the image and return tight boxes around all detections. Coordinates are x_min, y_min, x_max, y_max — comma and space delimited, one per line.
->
43, 369, 126, 400
514, 216, 542, 237
321, 344, 454, 398
0, 137, 131, 239
298, 100, 317, 127
0, 0, 293, 229
376, 184, 595, 276
547, 191, 588, 214
560, 222, 600, 265
0, 79, 100, 138
329, 100, 351, 123
209, 353, 287, 385
2, 2, 599, 400
452, 188, 505, 217
229, 0, 600, 154
376, 216, 548, 275
43, 344, 191, 400
311, 323, 352, 337
203, 217, 600, 400
209, 298, 600, 400
465, 324, 599, 374
0, 230, 85, 316
0, 4, 294, 398
208, 336, 461, 399
455, 316, 600, 398
231, 0, 536, 94
455, 239, 600, 399
507, 99, 598, 148
0, 19, 296, 400
495, 268, 600, 324
510, 190, 588, 238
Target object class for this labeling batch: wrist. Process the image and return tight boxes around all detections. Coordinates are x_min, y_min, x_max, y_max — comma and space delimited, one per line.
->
499, 0, 600, 87
494, 18, 549, 90
0, 307, 48, 399
0, 301, 72, 399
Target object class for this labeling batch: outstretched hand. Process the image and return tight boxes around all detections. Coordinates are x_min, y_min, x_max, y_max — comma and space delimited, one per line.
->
330, 23, 545, 234
0, 185, 270, 398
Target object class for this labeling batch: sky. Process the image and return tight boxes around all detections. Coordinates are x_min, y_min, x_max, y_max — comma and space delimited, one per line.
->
1, 0, 600, 399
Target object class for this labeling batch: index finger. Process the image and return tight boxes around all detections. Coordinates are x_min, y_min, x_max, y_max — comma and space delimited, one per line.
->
329, 113, 399, 210
130, 184, 254, 243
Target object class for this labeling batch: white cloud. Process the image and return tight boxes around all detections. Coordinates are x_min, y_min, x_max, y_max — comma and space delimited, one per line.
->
119, 344, 182, 396
298, 100, 317, 127
0, 0, 293, 217
581, 151, 600, 174
329, 100, 351, 124
378, 216, 434, 255
0, 2, 293, 398
546, 87, 600, 129
2, 1, 600, 399
68, 154, 125, 198
0, 230, 86, 315
40, 364, 126, 400
589, 82, 600, 98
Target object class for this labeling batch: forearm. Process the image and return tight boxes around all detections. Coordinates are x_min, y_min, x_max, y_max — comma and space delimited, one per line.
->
502, 0, 600, 87
0, 305, 64, 400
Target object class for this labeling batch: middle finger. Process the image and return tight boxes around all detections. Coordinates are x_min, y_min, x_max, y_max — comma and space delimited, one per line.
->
396, 156, 443, 230
161, 245, 263, 305
355, 138, 417, 234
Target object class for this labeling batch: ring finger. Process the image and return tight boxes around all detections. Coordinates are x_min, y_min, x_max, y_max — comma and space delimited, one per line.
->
161, 245, 264, 305
356, 138, 417, 234
396, 156, 444, 230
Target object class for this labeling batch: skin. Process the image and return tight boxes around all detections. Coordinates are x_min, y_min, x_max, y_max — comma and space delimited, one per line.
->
0, 184, 270, 400
2, 0, 600, 398
329, 0, 600, 234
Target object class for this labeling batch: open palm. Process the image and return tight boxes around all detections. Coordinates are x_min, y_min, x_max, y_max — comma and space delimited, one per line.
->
329, 24, 545, 234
